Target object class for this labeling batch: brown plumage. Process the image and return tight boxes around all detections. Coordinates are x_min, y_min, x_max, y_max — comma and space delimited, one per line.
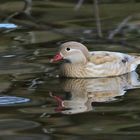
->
51, 41, 140, 78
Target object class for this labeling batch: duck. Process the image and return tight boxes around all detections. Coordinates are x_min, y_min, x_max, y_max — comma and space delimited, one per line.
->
51, 41, 140, 78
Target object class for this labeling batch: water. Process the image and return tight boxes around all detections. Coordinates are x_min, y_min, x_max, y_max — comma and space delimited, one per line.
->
0, 0, 140, 140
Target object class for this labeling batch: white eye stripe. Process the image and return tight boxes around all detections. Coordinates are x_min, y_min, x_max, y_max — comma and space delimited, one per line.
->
66, 48, 78, 52
60, 52, 64, 57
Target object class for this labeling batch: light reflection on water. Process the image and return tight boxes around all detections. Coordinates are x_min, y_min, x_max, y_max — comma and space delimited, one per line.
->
0, 96, 29, 105
54, 72, 140, 114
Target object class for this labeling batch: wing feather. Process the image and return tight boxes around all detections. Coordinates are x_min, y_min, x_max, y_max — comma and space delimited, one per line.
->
89, 51, 134, 65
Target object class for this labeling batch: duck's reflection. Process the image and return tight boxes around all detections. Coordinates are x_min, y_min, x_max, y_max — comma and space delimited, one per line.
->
52, 72, 140, 114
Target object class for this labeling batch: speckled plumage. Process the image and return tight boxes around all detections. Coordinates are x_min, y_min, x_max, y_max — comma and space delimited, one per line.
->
52, 41, 140, 78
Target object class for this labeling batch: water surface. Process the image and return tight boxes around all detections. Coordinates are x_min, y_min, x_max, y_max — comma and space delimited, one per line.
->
0, 0, 140, 140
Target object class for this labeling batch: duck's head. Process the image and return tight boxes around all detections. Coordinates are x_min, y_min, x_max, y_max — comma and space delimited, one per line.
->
51, 41, 90, 64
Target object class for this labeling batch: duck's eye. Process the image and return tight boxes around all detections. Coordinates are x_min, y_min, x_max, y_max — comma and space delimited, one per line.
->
66, 47, 70, 51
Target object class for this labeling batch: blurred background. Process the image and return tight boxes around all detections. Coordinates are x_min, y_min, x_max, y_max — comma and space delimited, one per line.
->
0, 1, 139, 140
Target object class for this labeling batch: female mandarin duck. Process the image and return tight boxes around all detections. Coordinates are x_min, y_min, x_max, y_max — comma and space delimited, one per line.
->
51, 41, 140, 78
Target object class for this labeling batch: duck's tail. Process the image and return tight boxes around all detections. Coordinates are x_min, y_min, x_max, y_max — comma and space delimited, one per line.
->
135, 57, 140, 65
130, 57, 140, 71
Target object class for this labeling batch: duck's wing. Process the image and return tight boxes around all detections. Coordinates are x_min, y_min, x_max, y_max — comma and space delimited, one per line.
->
89, 51, 136, 65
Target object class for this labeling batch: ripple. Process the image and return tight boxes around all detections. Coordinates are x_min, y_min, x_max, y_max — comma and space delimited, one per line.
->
0, 96, 30, 106
0, 134, 50, 140
0, 119, 40, 131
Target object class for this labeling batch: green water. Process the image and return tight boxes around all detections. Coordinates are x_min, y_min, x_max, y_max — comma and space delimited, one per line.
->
0, 0, 139, 140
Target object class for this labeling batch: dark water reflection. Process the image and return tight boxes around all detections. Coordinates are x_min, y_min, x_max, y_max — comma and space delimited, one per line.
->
0, 0, 140, 140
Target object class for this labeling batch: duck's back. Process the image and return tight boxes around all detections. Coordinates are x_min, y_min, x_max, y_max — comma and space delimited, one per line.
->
60, 51, 140, 78
87, 51, 140, 77
90, 51, 136, 64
